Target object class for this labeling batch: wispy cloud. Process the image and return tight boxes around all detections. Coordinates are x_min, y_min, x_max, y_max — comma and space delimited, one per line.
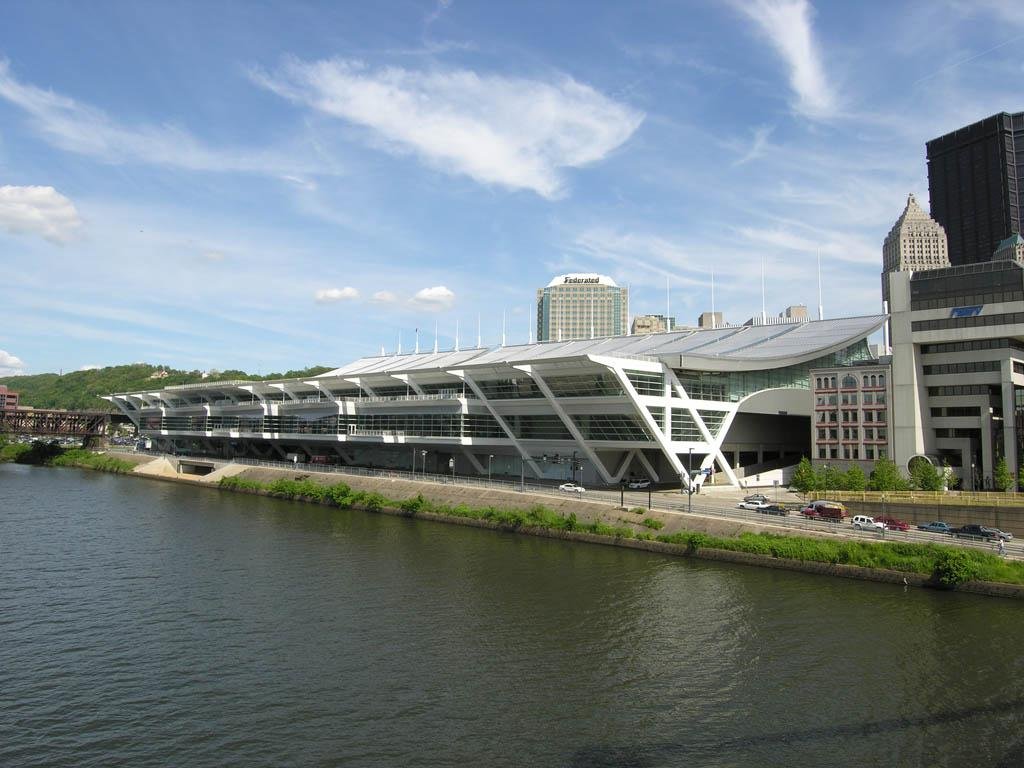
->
0, 60, 330, 177
0, 349, 26, 376
371, 290, 398, 304
732, 124, 774, 166
251, 58, 644, 199
731, 0, 835, 118
314, 286, 360, 303
0, 185, 82, 243
409, 285, 455, 311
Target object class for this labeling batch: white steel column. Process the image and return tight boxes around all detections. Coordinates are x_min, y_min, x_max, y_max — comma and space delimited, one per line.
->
449, 370, 544, 478
665, 367, 740, 486
514, 364, 615, 484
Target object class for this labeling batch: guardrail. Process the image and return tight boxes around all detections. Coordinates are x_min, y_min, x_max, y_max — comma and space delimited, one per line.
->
815, 490, 1024, 508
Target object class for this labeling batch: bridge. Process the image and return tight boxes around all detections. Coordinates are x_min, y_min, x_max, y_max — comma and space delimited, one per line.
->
0, 409, 110, 439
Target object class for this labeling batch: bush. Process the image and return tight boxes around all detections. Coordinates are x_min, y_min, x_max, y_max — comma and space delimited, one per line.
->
932, 549, 982, 587
641, 518, 664, 530
629, 507, 647, 515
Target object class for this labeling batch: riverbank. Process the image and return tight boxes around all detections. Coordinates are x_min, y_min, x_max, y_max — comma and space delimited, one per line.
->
16, 446, 1024, 598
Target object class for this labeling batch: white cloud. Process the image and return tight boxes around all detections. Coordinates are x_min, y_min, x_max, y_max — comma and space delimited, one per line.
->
409, 285, 455, 311
0, 60, 328, 176
0, 349, 25, 376
732, 0, 835, 118
251, 58, 644, 199
371, 290, 398, 303
0, 185, 82, 243
78, 364, 101, 371
314, 286, 360, 303
732, 125, 774, 166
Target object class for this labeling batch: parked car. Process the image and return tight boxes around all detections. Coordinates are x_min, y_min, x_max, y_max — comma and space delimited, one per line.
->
627, 478, 652, 489
801, 501, 846, 522
743, 493, 769, 503
559, 482, 586, 494
738, 500, 771, 511
758, 504, 789, 516
917, 521, 954, 535
851, 514, 886, 531
952, 524, 1013, 541
874, 515, 910, 532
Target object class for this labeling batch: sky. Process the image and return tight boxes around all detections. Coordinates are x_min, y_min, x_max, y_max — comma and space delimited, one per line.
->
1, 0, 1023, 376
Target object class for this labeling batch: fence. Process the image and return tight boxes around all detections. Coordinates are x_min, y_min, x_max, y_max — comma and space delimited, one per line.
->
820, 490, 1024, 509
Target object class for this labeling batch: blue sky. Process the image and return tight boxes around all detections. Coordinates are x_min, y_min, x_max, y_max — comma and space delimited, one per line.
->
1, 0, 1022, 375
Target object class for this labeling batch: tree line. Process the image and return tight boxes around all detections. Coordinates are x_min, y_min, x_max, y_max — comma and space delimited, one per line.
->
0, 363, 333, 412
790, 455, 1018, 493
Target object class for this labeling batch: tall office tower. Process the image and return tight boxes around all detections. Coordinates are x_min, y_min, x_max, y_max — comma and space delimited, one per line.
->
881, 193, 950, 304
536, 274, 628, 341
926, 111, 1024, 265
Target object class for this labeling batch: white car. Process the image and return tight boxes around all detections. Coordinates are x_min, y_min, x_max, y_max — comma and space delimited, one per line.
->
559, 482, 586, 494
737, 500, 771, 511
852, 514, 886, 531
627, 478, 652, 489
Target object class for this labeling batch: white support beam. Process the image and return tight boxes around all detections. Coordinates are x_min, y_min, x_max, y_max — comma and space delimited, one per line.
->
516, 365, 616, 485
460, 448, 488, 474
449, 370, 544, 478
392, 374, 425, 396
664, 367, 740, 487
345, 377, 376, 397
602, 364, 688, 484
102, 396, 141, 428
634, 450, 662, 483
610, 449, 637, 484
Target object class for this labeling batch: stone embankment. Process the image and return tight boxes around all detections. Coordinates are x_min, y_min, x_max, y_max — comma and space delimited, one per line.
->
102, 452, 1024, 600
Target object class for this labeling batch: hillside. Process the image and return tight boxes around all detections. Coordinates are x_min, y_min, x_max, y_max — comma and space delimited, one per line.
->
0, 364, 333, 411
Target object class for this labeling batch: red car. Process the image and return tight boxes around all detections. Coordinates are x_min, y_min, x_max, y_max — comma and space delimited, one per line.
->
874, 515, 909, 531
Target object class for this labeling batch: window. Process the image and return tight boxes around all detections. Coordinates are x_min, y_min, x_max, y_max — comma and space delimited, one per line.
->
818, 428, 826, 439
842, 374, 857, 388
819, 447, 827, 459
865, 447, 874, 460
863, 375, 870, 387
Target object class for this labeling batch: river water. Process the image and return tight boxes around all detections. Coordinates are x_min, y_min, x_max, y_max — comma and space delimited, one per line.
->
1, 463, 1022, 767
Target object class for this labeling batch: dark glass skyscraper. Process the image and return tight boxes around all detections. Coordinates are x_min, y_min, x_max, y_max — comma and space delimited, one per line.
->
926, 111, 1023, 265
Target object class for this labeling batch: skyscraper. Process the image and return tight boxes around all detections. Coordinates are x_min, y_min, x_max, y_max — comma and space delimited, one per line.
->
536, 274, 628, 341
881, 193, 949, 304
926, 111, 1023, 265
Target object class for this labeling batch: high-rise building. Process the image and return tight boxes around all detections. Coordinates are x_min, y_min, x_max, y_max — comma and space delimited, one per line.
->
536, 274, 628, 341
994, 232, 1024, 263
881, 193, 950, 303
926, 111, 1024, 265
630, 314, 675, 335
697, 311, 723, 329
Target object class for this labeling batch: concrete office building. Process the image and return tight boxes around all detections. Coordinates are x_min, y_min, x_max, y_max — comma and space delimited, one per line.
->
106, 314, 885, 488
888, 260, 1024, 488
926, 112, 1024, 266
698, 311, 723, 329
536, 274, 628, 342
881, 193, 950, 304
631, 314, 676, 335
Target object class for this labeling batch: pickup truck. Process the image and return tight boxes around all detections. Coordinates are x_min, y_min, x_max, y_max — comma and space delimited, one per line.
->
800, 503, 845, 522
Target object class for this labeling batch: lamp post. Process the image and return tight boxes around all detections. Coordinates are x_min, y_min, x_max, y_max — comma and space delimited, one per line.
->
488, 454, 494, 482
420, 449, 427, 478
411, 446, 416, 476
688, 447, 693, 514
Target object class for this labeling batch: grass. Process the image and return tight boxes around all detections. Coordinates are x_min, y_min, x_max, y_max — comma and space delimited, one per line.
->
218, 475, 1024, 588
0, 441, 135, 473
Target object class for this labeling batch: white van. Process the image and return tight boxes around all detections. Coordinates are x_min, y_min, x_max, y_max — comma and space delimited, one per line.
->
852, 515, 885, 531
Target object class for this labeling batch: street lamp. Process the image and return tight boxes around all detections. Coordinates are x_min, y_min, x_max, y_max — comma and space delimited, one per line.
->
688, 447, 693, 514
420, 449, 427, 477
488, 454, 494, 482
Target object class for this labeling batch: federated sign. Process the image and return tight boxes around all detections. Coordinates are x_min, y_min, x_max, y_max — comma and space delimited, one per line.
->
563, 277, 600, 284
949, 305, 983, 318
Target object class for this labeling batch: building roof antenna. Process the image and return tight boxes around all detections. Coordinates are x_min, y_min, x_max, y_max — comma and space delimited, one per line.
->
477, 314, 482, 349
455, 318, 460, 352
760, 255, 767, 325
711, 268, 716, 329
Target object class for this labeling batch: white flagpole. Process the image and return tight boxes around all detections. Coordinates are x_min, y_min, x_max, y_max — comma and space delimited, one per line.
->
817, 248, 824, 321
433, 321, 438, 353
477, 314, 482, 348
455, 319, 460, 352
398, 330, 402, 355
415, 327, 420, 354
501, 309, 506, 347
761, 256, 767, 325
711, 268, 716, 328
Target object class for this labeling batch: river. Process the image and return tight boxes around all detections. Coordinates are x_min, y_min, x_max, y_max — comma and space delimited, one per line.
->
1, 463, 1022, 767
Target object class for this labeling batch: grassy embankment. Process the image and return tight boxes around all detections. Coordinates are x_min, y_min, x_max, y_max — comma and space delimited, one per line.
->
219, 475, 1024, 588
0, 442, 136, 473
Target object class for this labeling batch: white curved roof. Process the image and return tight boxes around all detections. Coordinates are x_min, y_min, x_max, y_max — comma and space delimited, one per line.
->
319, 315, 886, 378
545, 273, 619, 288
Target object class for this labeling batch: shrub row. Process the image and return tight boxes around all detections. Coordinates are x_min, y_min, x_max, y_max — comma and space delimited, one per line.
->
220, 474, 1024, 588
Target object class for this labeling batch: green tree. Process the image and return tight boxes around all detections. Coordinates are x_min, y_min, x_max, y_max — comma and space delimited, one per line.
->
909, 457, 945, 491
844, 465, 868, 491
868, 457, 910, 491
790, 457, 816, 493
822, 463, 844, 492
994, 456, 1015, 493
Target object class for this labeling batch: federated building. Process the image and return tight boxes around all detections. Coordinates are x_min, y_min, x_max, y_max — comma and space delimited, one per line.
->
536, 274, 628, 342
106, 315, 886, 487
